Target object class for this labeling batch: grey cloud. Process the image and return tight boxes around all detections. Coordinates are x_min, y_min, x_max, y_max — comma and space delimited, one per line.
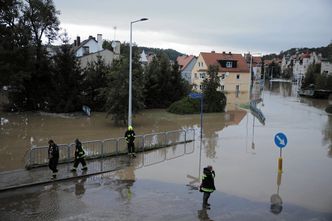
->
54, 0, 332, 54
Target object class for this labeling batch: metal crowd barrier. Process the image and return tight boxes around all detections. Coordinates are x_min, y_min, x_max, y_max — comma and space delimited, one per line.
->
24, 129, 195, 169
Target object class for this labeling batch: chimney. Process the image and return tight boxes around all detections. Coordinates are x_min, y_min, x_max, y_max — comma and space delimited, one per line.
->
77, 36, 81, 46
113, 41, 121, 55
74, 40, 77, 46
211, 50, 215, 53
222, 51, 226, 54
97, 34, 102, 51
228, 52, 232, 55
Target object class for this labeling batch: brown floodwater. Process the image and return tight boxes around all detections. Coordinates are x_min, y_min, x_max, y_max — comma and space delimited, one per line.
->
1, 81, 332, 215
0, 90, 249, 171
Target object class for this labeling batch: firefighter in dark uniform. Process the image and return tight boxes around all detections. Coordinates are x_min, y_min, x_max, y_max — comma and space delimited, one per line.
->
48, 139, 59, 179
200, 165, 216, 209
125, 126, 136, 157
71, 139, 88, 172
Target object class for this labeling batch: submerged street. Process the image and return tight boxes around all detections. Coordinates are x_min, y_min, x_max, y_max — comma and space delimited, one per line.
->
0, 82, 332, 220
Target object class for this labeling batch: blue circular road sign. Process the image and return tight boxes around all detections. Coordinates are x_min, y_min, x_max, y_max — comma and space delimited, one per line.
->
274, 132, 288, 148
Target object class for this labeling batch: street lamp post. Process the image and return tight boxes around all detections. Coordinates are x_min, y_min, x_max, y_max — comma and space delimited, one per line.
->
128, 18, 148, 127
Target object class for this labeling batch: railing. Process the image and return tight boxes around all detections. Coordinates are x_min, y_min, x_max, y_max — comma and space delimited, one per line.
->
24, 129, 195, 169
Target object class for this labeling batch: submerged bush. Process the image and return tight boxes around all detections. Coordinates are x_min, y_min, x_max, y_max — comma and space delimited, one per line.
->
326, 105, 332, 114
167, 97, 200, 114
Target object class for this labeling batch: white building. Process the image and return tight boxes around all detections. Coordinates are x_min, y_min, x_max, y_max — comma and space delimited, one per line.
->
74, 34, 103, 57
292, 52, 321, 81
73, 34, 121, 69
139, 50, 148, 65
321, 59, 332, 75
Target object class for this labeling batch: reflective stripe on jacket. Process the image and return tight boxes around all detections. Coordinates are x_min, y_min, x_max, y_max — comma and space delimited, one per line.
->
200, 168, 216, 193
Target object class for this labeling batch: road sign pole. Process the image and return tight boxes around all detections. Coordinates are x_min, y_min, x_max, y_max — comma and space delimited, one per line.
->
280, 148, 282, 158
278, 156, 283, 173
200, 95, 203, 140
274, 132, 287, 173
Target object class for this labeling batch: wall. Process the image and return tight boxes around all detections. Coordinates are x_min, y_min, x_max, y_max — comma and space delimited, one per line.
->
78, 49, 114, 69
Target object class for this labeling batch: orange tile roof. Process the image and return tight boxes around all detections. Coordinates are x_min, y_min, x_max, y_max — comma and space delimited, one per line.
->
201, 52, 249, 73
252, 56, 262, 64
177, 55, 195, 71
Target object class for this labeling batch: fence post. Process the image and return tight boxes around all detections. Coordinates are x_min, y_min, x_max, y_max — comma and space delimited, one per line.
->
29, 149, 32, 167
116, 139, 119, 154
67, 144, 71, 161
101, 140, 104, 158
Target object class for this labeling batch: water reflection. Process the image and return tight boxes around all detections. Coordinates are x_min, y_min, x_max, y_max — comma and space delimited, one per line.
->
197, 208, 214, 221
323, 116, 332, 158
269, 81, 293, 96
270, 171, 283, 215
74, 171, 87, 197
114, 163, 136, 202
225, 92, 250, 111
203, 110, 247, 160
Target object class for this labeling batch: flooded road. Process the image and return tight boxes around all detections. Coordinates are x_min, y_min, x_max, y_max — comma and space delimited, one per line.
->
0, 92, 249, 171
0, 81, 332, 220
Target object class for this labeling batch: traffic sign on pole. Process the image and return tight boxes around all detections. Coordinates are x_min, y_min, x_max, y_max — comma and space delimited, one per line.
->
189, 92, 203, 99
274, 132, 287, 148
274, 132, 287, 173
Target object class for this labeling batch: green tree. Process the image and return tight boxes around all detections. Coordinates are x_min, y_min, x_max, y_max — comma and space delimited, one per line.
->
0, 0, 34, 110
1, 0, 60, 111
169, 61, 190, 102
102, 46, 144, 125
201, 65, 226, 112
303, 63, 320, 88
23, 0, 59, 60
49, 33, 82, 112
144, 52, 188, 108
21, 0, 60, 110
315, 72, 332, 90
144, 55, 163, 108
82, 56, 109, 110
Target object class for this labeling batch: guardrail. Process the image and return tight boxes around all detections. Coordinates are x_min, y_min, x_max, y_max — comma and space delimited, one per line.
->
24, 129, 195, 170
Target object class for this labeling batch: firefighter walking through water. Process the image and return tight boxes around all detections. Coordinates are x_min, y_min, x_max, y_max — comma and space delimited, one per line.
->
48, 139, 59, 179
71, 138, 88, 172
200, 165, 216, 209
125, 126, 136, 157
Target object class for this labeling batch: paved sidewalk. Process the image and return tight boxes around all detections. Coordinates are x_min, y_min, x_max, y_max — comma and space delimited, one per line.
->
0, 154, 136, 191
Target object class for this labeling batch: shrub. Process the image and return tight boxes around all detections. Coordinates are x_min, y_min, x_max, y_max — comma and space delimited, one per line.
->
326, 105, 332, 114
167, 97, 200, 114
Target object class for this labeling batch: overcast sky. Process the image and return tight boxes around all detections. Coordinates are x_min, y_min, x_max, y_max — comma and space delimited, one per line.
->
54, 0, 332, 56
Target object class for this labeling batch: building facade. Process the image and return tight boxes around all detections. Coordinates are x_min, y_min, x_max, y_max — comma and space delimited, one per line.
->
191, 51, 250, 95
177, 55, 197, 83
321, 59, 332, 75
73, 34, 120, 69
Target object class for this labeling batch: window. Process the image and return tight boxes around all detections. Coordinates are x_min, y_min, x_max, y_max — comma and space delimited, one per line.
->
199, 85, 203, 90
236, 85, 240, 97
200, 73, 206, 79
236, 74, 240, 80
83, 46, 90, 55
226, 61, 232, 68
195, 73, 197, 78
220, 85, 224, 91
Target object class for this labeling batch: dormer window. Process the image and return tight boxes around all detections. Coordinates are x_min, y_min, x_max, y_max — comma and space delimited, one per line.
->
83, 46, 90, 55
218, 60, 237, 68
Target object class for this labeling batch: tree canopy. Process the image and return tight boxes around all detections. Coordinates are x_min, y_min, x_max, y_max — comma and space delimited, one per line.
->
201, 65, 226, 113
102, 44, 145, 125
